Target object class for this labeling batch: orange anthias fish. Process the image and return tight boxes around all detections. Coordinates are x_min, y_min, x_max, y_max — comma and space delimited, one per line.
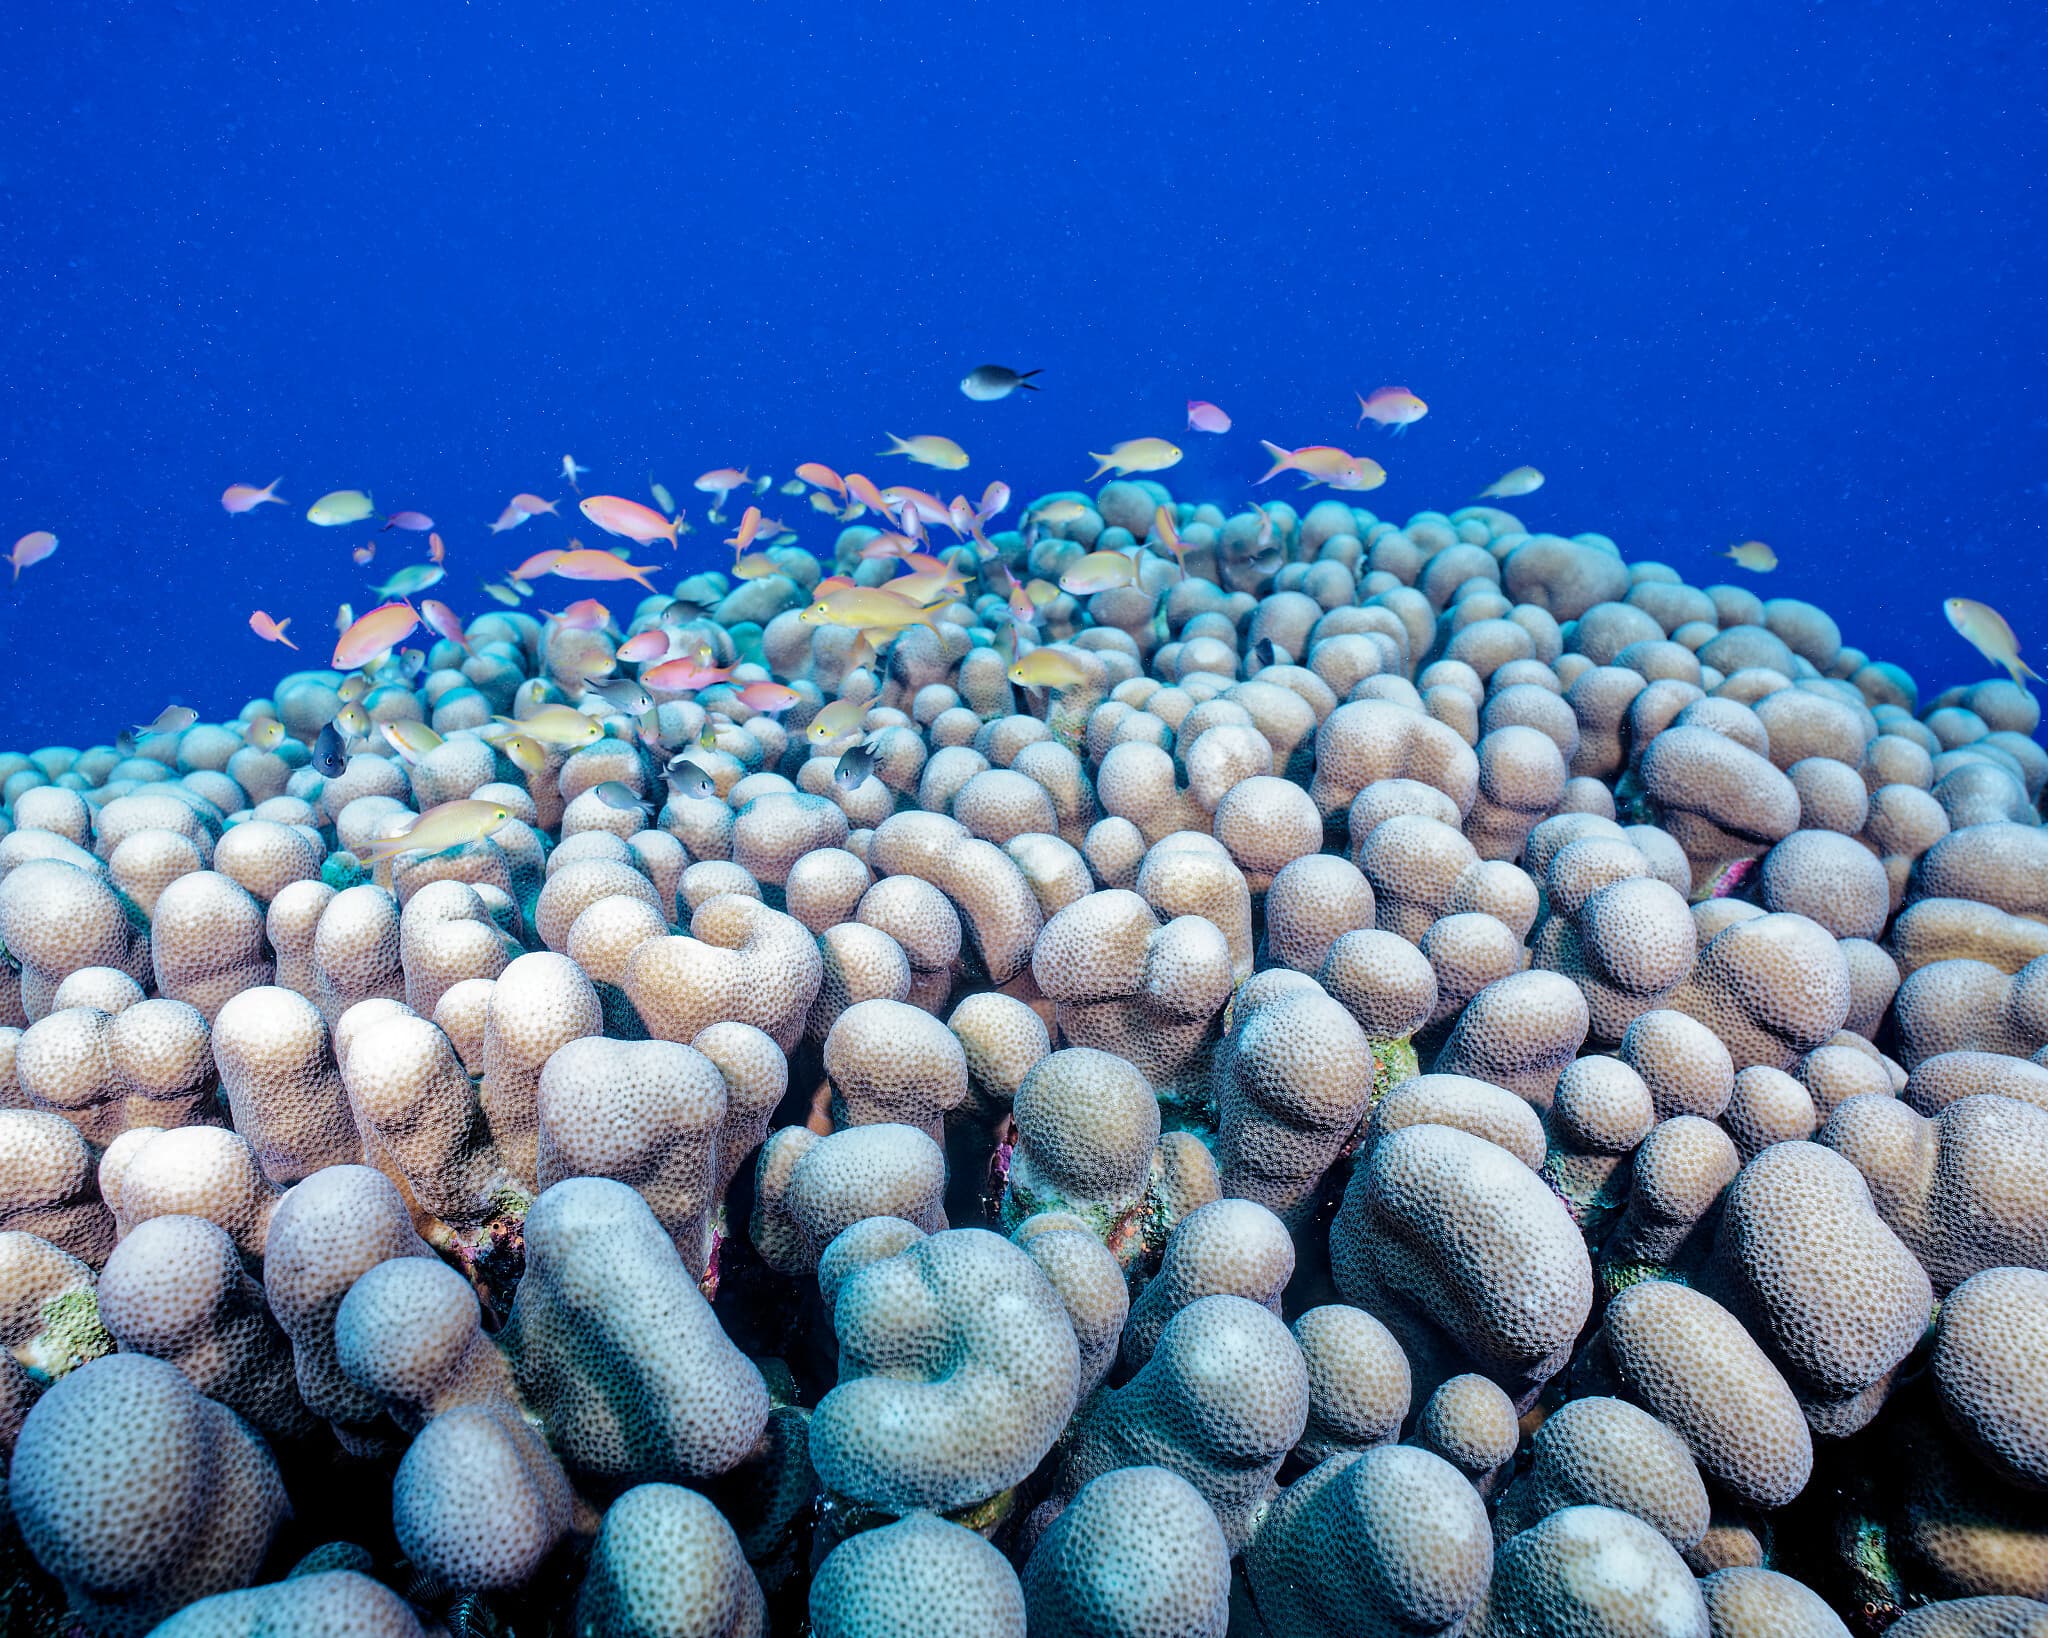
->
1151, 505, 1186, 563
510, 548, 566, 581
1356, 387, 1428, 432
221, 478, 285, 514
248, 610, 298, 649
332, 600, 421, 669
1256, 441, 1386, 492
842, 472, 894, 520
795, 462, 846, 496
428, 532, 447, 564
726, 505, 766, 555
580, 495, 682, 549
1186, 401, 1231, 434
512, 494, 558, 516
550, 549, 659, 591
353, 544, 376, 565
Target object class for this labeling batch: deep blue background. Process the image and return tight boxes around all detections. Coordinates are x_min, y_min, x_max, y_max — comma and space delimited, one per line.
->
2, 1, 2043, 749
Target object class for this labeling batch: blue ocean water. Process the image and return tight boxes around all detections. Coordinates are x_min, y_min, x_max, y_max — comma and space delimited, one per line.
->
1, 2, 2042, 748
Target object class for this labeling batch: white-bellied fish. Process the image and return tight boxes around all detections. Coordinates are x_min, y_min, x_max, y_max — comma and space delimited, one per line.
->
960, 364, 1041, 400
307, 489, 375, 526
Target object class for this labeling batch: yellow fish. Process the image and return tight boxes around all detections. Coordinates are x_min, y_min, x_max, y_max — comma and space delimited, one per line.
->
650, 478, 677, 516
379, 720, 444, 764
797, 587, 941, 631
879, 434, 970, 471
1009, 648, 1093, 689
356, 798, 513, 867
332, 702, 371, 740
1945, 598, 2042, 684
1059, 551, 1137, 596
887, 568, 969, 607
307, 489, 376, 526
242, 718, 286, 751
495, 733, 547, 776
495, 705, 606, 746
808, 491, 842, 515
1029, 499, 1091, 527
1478, 465, 1545, 499
1722, 541, 1777, 573
807, 697, 868, 744
1087, 438, 1182, 481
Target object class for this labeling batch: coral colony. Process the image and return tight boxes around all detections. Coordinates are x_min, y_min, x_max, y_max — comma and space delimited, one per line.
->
2, 476, 2047, 1637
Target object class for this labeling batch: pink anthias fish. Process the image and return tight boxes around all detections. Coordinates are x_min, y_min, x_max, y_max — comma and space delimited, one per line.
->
1186, 400, 1232, 434
487, 504, 531, 534
542, 598, 612, 631
581, 494, 683, 549
419, 598, 472, 652
694, 467, 751, 502
735, 681, 802, 716
1356, 386, 1428, 433
221, 478, 286, 514
616, 629, 673, 663
332, 600, 420, 669
642, 654, 734, 691
9, 531, 58, 580
383, 510, 435, 532
248, 610, 298, 649
510, 548, 566, 581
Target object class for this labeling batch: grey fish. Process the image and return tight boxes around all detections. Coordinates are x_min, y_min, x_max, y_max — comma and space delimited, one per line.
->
586, 677, 655, 716
658, 598, 705, 629
132, 705, 198, 737
592, 780, 652, 813
663, 756, 717, 802
1250, 638, 1284, 669
114, 730, 137, 757
833, 737, 879, 791
311, 722, 348, 778
959, 364, 1042, 401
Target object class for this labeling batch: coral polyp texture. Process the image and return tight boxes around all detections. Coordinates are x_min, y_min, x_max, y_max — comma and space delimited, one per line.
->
0, 483, 2043, 1635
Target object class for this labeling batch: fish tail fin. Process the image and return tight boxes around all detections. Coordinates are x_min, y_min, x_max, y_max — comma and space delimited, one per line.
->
1355, 393, 1369, 427
1087, 455, 1114, 482
878, 435, 905, 457
1256, 441, 1293, 483
1017, 370, 1042, 389
2015, 656, 2044, 684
